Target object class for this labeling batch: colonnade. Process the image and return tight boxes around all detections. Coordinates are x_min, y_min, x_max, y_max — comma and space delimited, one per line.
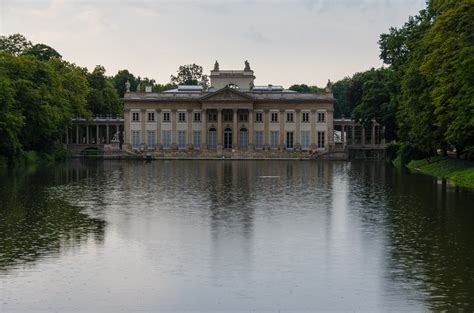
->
65, 122, 123, 145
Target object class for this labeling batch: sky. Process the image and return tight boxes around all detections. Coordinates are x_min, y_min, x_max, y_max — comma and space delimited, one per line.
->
0, 0, 426, 87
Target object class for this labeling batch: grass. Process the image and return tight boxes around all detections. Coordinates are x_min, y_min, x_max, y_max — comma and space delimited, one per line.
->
407, 156, 474, 189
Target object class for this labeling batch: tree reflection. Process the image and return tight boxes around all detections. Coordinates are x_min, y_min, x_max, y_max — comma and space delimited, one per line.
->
0, 165, 106, 271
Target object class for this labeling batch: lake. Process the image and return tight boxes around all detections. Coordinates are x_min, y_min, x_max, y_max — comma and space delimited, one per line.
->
0, 160, 473, 312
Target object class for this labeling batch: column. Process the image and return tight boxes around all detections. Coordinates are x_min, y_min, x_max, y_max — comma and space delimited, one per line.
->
187, 109, 193, 149
76, 124, 79, 144
171, 109, 177, 149
156, 109, 161, 150
86, 125, 89, 144
327, 109, 334, 149
248, 110, 254, 150
295, 109, 301, 150
217, 109, 222, 150
371, 124, 375, 145
279, 109, 285, 150
106, 124, 109, 144
201, 109, 207, 150
264, 109, 270, 149
141, 109, 146, 147
96, 124, 99, 144
361, 126, 365, 145
233, 109, 238, 149
123, 109, 130, 149
352, 125, 355, 145
310, 110, 316, 150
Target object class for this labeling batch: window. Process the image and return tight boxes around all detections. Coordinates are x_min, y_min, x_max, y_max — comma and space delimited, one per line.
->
132, 112, 140, 122
255, 112, 263, 122
286, 131, 294, 149
302, 112, 310, 123
208, 113, 217, 122
318, 112, 325, 123
147, 131, 155, 148
147, 112, 155, 122
271, 131, 279, 149
193, 131, 201, 148
178, 112, 186, 122
255, 131, 264, 149
301, 131, 310, 149
194, 112, 201, 122
318, 131, 325, 148
208, 128, 217, 149
163, 112, 170, 122
178, 131, 186, 148
132, 131, 140, 149
239, 128, 248, 149
223, 111, 233, 122
271, 112, 278, 123
286, 112, 294, 123
162, 130, 171, 148
239, 113, 248, 122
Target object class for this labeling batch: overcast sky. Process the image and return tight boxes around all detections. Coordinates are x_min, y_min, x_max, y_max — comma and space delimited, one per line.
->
1, 0, 426, 87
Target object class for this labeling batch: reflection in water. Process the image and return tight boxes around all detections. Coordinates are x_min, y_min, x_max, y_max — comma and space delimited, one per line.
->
0, 160, 473, 311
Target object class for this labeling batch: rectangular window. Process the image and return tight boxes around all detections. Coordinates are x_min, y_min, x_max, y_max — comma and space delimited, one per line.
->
255, 112, 263, 123
239, 113, 248, 122
271, 131, 279, 149
301, 131, 310, 149
147, 130, 155, 149
132, 130, 140, 149
302, 112, 310, 123
163, 112, 170, 122
132, 112, 140, 122
147, 112, 155, 122
255, 131, 264, 149
318, 131, 325, 148
162, 130, 171, 148
286, 131, 294, 149
208, 113, 217, 122
286, 112, 294, 123
178, 130, 186, 148
224, 112, 233, 122
194, 112, 201, 122
178, 112, 186, 122
193, 131, 201, 148
318, 112, 325, 123
271, 112, 278, 123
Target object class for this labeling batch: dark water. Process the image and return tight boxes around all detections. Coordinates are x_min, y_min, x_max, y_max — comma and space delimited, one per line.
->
0, 160, 473, 312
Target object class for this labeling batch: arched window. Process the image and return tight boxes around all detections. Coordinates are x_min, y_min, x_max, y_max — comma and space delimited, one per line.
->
239, 127, 248, 149
208, 128, 217, 149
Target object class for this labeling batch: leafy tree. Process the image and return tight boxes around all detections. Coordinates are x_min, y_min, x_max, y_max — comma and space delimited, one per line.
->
289, 84, 322, 93
86, 65, 121, 115
0, 34, 32, 56
170, 64, 204, 86
332, 77, 352, 118
23, 44, 62, 61
0, 74, 24, 160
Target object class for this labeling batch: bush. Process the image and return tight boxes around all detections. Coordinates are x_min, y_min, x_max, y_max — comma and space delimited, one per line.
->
399, 143, 429, 166
385, 142, 400, 162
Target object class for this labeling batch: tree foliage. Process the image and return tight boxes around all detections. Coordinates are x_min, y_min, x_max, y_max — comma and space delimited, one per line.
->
0, 34, 32, 56
170, 63, 205, 86
288, 84, 322, 93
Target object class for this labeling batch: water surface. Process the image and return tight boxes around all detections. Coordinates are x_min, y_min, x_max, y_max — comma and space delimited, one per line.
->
1, 160, 473, 312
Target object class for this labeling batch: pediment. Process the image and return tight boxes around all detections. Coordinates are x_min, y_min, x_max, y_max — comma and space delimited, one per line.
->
200, 86, 254, 102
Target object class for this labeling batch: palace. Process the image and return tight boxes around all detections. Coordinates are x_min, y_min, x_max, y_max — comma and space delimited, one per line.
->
122, 61, 339, 158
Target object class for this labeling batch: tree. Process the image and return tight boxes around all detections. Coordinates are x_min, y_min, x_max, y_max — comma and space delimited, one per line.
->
0, 74, 24, 160
289, 84, 322, 93
0, 33, 32, 56
23, 44, 62, 61
332, 78, 352, 118
86, 65, 121, 115
170, 64, 204, 86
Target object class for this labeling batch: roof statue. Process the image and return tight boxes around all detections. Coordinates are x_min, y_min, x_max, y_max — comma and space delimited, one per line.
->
325, 79, 333, 93
136, 82, 141, 92
214, 60, 219, 71
244, 60, 251, 71
125, 80, 131, 93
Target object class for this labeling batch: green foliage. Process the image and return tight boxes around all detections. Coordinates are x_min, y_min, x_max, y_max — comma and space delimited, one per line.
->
86, 65, 121, 115
399, 142, 430, 166
407, 156, 474, 188
22, 44, 62, 61
385, 142, 400, 162
332, 78, 352, 118
288, 84, 322, 93
0, 33, 32, 55
170, 64, 204, 86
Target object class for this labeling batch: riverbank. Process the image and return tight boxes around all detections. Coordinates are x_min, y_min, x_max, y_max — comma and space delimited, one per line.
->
407, 157, 474, 189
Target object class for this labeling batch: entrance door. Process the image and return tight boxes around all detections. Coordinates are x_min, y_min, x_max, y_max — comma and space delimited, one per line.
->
224, 128, 232, 149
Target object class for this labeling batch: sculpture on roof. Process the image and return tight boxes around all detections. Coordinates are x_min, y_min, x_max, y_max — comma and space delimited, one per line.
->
125, 80, 131, 92
325, 79, 333, 93
244, 60, 251, 71
136, 82, 141, 92
214, 60, 219, 71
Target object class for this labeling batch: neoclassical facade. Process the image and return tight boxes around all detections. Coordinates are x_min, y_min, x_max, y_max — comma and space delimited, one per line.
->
123, 62, 335, 157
